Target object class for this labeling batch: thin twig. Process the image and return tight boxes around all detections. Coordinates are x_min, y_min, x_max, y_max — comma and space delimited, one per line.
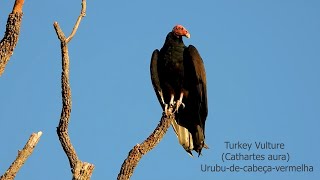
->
117, 109, 175, 180
66, 0, 87, 43
0, 0, 24, 76
54, 0, 94, 179
0, 131, 42, 180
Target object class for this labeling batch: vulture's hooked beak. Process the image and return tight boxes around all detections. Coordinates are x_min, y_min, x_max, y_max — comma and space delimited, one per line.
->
185, 33, 191, 38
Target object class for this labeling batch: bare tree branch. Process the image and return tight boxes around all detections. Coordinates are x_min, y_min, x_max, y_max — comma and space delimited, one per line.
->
117, 109, 175, 180
0, 131, 42, 180
66, 0, 86, 43
0, 0, 24, 76
12, 0, 24, 13
54, 0, 94, 179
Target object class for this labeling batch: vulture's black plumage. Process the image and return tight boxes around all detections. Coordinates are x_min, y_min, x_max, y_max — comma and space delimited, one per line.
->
150, 25, 208, 156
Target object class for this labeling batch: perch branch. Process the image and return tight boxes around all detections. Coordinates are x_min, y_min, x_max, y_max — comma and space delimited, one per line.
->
117, 109, 175, 180
0, 0, 24, 76
54, 0, 94, 179
0, 131, 42, 180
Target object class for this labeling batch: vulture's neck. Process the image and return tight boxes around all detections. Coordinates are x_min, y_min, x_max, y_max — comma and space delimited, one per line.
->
164, 32, 185, 48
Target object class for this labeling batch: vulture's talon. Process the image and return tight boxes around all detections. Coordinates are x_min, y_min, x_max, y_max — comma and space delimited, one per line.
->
180, 102, 185, 109
174, 100, 185, 113
164, 103, 173, 116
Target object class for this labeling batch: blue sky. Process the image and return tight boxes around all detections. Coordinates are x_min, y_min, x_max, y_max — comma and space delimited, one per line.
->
0, 0, 319, 179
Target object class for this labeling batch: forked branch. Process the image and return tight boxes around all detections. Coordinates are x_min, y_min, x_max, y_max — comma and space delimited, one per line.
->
0, 0, 24, 76
54, 0, 94, 179
117, 109, 175, 180
0, 131, 42, 180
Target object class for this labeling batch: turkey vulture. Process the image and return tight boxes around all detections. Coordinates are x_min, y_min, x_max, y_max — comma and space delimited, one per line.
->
150, 25, 208, 156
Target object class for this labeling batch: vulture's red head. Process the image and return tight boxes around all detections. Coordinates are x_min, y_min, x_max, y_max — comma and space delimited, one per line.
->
172, 25, 190, 38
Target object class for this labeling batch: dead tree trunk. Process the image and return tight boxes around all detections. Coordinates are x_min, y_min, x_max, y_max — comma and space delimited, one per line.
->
53, 0, 94, 179
0, 0, 24, 76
